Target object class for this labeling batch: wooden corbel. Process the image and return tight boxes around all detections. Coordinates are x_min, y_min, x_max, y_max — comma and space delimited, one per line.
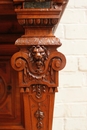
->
11, 0, 68, 130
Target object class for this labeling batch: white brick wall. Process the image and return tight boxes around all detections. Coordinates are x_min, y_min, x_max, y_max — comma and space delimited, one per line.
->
53, 0, 87, 130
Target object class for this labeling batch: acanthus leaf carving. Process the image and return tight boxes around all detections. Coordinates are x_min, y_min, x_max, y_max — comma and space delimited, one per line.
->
32, 84, 46, 99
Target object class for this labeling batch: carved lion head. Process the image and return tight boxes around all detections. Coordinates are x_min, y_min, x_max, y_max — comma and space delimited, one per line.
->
29, 45, 48, 69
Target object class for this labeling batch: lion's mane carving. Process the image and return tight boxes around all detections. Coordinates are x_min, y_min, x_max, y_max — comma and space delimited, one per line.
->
29, 45, 49, 69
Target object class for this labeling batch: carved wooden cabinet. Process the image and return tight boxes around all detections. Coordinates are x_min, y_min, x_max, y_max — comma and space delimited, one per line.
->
0, 0, 68, 130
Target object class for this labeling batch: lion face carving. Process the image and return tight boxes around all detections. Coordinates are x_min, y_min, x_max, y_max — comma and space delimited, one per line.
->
29, 45, 48, 69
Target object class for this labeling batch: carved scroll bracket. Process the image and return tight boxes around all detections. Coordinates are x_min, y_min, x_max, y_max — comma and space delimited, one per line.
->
11, 45, 66, 71
11, 45, 66, 90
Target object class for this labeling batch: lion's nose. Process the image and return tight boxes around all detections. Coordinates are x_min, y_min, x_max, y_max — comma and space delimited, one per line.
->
36, 53, 42, 59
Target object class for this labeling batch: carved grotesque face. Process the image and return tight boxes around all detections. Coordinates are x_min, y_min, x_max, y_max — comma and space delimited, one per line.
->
29, 45, 48, 69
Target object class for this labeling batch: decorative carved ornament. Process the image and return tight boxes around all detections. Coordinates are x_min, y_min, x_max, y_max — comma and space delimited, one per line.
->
35, 109, 45, 130
32, 84, 46, 99
11, 45, 66, 88
29, 45, 49, 69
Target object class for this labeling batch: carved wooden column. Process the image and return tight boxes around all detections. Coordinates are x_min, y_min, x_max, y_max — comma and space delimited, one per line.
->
11, 0, 68, 130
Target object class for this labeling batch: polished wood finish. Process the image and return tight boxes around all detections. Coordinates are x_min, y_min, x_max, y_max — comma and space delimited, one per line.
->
0, 0, 24, 44
0, 0, 68, 130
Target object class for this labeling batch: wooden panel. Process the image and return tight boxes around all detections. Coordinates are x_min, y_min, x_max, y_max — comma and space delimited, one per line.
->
0, 45, 24, 130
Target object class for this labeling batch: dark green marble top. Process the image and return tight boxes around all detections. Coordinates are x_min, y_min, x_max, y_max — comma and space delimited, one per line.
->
24, 1, 51, 8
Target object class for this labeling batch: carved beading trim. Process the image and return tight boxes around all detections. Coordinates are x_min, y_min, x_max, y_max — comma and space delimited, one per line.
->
13, 0, 69, 32
18, 18, 59, 26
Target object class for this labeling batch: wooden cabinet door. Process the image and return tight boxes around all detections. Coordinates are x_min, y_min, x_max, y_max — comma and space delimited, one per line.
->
0, 45, 24, 130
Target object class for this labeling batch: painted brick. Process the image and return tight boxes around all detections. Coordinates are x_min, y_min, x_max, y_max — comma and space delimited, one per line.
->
56, 40, 87, 57
54, 103, 87, 119
57, 40, 87, 55
84, 10, 87, 24
57, 40, 75, 55
75, 0, 87, 8
52, 118, 64, 130
60, 9, 86, 24
78, 57, 87, 71
82, 73, 87, 87
64, 103, 87, 117
64, 118, 87, 130
55, 88, 64, 103
54, 24, 64, 38
55, 87, 87, 103
62, 56, 78, 72
59, 72, 83, 87
66, 0, 75, 9
65, 25, 87, 39
54, 103, 65, 117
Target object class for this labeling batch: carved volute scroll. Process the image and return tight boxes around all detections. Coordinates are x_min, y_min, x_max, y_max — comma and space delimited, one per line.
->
11, 0, 68, 130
